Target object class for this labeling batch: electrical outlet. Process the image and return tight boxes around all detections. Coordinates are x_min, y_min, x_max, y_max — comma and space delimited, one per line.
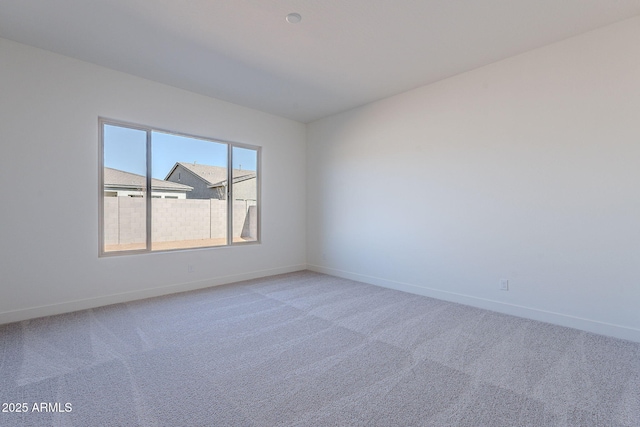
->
188, 264, 195, 274
500, 279, 509, 291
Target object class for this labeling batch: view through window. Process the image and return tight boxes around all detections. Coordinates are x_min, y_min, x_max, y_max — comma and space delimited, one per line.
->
100, 120, 260, 255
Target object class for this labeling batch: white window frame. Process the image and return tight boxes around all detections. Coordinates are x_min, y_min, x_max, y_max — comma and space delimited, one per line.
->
98, 118, 261, 256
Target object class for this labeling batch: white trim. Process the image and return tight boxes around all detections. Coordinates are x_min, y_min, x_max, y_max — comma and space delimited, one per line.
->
307, 264, 640, 344
5, 263, 637, 344
0, 265, 306, 325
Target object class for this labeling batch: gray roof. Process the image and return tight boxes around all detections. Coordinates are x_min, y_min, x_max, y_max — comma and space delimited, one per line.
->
168, 162, 256, 187
210, 171, 257, 188
104, 167, 193, 192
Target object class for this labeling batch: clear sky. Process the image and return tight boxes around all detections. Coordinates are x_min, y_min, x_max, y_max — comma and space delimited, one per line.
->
104, 124, 257, 179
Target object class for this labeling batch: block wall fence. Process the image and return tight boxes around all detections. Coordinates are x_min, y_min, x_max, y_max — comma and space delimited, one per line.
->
104, 197, 257, 245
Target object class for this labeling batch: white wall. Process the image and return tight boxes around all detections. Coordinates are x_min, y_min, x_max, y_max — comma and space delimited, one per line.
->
0, 38, 307, 323
307, 17, 640, 342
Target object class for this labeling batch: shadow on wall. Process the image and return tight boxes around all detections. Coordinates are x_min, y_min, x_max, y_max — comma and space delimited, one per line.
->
241, 205, 258, 239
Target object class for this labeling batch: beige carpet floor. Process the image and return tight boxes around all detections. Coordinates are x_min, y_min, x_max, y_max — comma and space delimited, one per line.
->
1, 270, 639, 426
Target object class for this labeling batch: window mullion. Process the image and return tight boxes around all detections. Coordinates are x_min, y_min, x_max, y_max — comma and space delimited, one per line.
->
227, 144, 233, 246
146, 129, 152, 251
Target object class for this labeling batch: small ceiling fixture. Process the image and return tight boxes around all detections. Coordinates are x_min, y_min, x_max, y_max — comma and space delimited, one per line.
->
286, 13, 302, 24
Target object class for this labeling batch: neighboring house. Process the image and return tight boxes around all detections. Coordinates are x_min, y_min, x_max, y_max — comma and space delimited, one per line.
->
104, 167, 193, 199
165, 162, 256, 201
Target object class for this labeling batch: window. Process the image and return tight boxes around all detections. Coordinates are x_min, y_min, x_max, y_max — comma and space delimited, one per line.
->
99, 119, 260, 255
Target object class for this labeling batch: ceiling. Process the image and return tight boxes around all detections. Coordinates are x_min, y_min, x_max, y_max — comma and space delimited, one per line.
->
1, 1, 639, 123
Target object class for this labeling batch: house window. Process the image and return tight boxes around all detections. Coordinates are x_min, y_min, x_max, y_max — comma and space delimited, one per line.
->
99, 118, 260, 256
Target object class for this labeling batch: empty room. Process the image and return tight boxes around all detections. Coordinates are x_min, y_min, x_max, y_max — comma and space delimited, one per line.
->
1, 1, 639, 426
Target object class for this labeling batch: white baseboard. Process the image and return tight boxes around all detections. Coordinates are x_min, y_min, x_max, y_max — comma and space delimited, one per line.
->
0, 264, 307, 325
5, 263, 638, 344
308, 264, 640, 344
